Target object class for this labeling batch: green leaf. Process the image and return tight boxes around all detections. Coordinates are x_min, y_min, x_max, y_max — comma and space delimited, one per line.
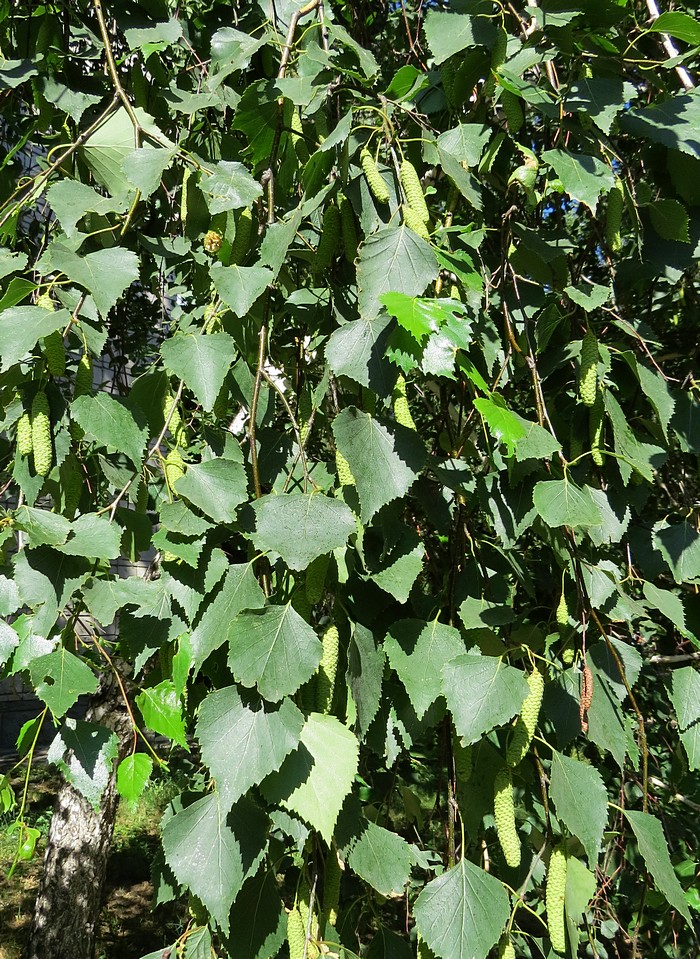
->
175, 458, 248, 524
136, 681, 188, 748
669, 667, 700, 771
325, 315, 397, 395
347, 624, 385, 739
44, 243, 139, 318
437, 124, 492, 168
46, 179, 127, 238
625, 811, 692, 924
123, 145, 177, 197
414, 858, 509, 959
47, 719, 119, 811
161, 333, 234, 412
210, 264, 274, 319
549, 751, 607, 866
621, 93, 700, 158
653, 521, 700, 584
162, 792, 267, 935
71, 394, 148, 468
649, 12, 700, 45
441, 655, 529, 744
643, 582, 688, 637
473, 398, 526, 456
116, 754, 153, 803
564, 77, 638, 135
384, 619, 464, 720
565, 282, 611, 312
0, 306, 70, 371
370, 538, 424, 603
0, 620, 19, 669
0, 249, 28, 281
262, 713, 359, 841
197, 687, 304, 810
333, 407, 426, 522
28, 647, 98, 717
190, 563, 265, 670
201, 160, 263, 214
60, 514, 122, 561
541, 150, 614, 213
250, 493, 355, 571
224, 867, 286, 959
380, 293, 466, 345
649, 199, 690, 242
423, 9, 497, 64
533, 480, 603, 529
348, 819, 417, 896
14, 506, 71, 547
357, 225, 439, 320
81, 107, 167, 196
227, 604, 323, 702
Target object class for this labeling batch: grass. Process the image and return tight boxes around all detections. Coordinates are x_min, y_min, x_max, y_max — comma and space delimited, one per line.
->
0, 764, 185, 959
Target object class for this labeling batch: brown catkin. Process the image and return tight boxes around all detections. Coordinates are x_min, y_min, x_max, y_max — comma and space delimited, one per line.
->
31, 391, 53, 477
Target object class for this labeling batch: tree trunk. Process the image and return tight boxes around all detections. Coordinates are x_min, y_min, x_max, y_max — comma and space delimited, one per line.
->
23, 670, 132, 959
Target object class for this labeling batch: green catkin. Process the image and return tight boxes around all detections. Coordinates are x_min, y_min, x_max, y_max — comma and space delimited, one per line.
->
453, 734, 473, 784
136, 478, 149, 514
493, 766, 520, 867
506, 669, 545, 767
163, 394, 181, 442
323, 846, 341, 928
213, 384, 228, 420
305, 553, 330, 605
36, 292, 55, 311
44, 330, 66, 377
339, 194, 359, 264
336, 449, 355, 487
74, 353, 93, 398
180, 166, 191, 226
402, 204, 430, 241
316, 624, 340, 714
360, 148, 389, 204
62, 452, 82, 517
502, 89, 524, 133
290, 107, 309, 162
31, 391, 52, 477
547, 846, 568, 954
606, 181, 624, 253
441, 57, 456, 108
164, 448, 185, 493
297, 882, 319, 959
314, 203, 341, 274
230, 206, 253, 266
569, 429, 583, 461
589, 387, 605, 466
497, 938, 516, 959
393, 375, 416, 430
400, 160, 430, 225
561, 646, 575, 666
556, 591, 569, 627
579, 330, 598, 407
16, 412, 33, 457
286, 907, 306, 959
